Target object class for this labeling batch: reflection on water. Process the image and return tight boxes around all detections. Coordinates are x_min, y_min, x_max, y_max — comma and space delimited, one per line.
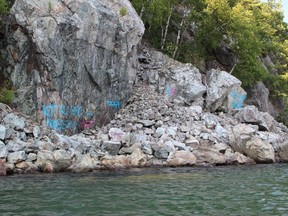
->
1, 164, 288, 215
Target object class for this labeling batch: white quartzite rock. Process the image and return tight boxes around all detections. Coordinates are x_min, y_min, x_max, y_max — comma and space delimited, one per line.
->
205, 69, 244, 112
0, 125, 6, 140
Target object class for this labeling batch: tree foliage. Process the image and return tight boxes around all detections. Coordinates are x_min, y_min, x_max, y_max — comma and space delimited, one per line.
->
131, 0, 288, 92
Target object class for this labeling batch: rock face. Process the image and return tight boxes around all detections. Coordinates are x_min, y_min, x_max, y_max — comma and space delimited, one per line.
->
246, 82, 276, 116
205, 69, 246, 112
4, 0, 144, 134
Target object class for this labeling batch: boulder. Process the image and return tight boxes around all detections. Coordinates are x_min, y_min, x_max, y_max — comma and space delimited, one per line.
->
68, 154, 100, 173
2, 113, 26, 130
170, 64, 206, 103
109, 128, 126, 142
227, 86, 247, 110
130, 148, 147, 166
5, 0, 144, 134
0, 160, 6, 176
154, 148, 170, 159
36, 150, 57, 172
225, 151, 255, 165
0, 144, 8, 159
193, 148, 227, 165
277, 142, 288, 162
168, 150, 197, 166
119, 143, 141, 155
100, 155, 131, 168
0, 125, 6, 140
141, 142, 153, 155
244, 137, 275, 163
245, 82, 275, 116
230, 125, 275, 163
6, 139, 27, 152
205, 69, 244, 112
102, 141, 121, 156
229, 124, 257, 153
53, 149, 72, 171
235, 106, 277, 131
7, 151, 27, 164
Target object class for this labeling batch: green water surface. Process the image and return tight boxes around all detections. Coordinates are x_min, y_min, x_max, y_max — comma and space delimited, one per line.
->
1, 164, 288, 216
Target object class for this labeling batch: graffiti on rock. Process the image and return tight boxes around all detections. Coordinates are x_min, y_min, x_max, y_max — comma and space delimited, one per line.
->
78, 120, 96, 130
107, 100, 121, 109
229, 90, 246, 109
165, 86, 176, 97
42, 104, 95, 131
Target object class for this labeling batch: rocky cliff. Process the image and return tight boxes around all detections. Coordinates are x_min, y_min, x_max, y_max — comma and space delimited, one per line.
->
1, 48, 288, 175
2, 0, 144, 134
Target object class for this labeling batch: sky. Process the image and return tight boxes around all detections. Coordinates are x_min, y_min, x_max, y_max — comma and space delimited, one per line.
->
283, 1, 288, 23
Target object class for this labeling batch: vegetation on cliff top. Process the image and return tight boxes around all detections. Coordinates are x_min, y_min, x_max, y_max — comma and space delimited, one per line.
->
131, 0, 288, 121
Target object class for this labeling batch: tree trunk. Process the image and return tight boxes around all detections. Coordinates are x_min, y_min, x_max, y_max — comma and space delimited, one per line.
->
173, 16, 185, 58
161, 6, 173, 51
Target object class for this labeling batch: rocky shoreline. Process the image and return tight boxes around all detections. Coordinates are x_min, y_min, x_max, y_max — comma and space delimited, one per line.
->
1, 66, 288, 175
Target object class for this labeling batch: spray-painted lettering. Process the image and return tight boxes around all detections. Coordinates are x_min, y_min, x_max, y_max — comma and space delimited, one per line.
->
107, 100, 121, 109
42, 104, 94, 131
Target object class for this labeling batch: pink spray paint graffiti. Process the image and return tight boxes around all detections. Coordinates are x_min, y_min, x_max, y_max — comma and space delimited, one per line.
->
165, 86, 176, 97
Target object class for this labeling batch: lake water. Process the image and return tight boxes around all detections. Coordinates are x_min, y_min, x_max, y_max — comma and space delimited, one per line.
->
1, 164, 288, 215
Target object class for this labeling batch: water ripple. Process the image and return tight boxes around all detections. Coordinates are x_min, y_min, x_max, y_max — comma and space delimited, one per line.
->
1, 165, 288, 215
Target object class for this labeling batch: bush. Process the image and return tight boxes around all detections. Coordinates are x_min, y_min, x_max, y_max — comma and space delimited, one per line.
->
120, 7, 127, 17
0, 87, 14, 105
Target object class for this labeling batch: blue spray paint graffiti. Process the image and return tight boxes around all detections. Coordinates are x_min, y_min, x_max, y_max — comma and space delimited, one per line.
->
165, 86, 176, 97
229, 90, 246, 109
42, 104, 93, 131
107, 100, 121, 109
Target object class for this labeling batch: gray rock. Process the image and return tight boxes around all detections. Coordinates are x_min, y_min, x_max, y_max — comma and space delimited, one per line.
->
246, 82, 275, 116
154, 148, 170, 159
4, 127, 15, 139
7, 151, 27, 164
102, 141, 121, 156
205, 69, 243, 112
119, 143, 141, 155
0, 160, 6, 176
185, 136, 200, 148
215, 124, 228, 139
230, 124, 275, 163
27, 153, 38, 162
168, 150, 197, 166
245, 137, 275, 163
235, 106, 277, 132
130, 148, 147, 166
137, 120, 155, 127
36, 151, 56, 172
68, 154, 100, 173
144, 128, 154, 135
5, 0, 144, 133
227, 86, 247, 110
6, 139, 27, 152
202, 113, 219, 129
167, 127, 177, 138
0, 125, 6, 140
33, 126, 41, 138
171, 64, 206, 103
173, 141, 188, 151
0, 142, 8, 158
3, 113, 26, 130
141, 142, 153, 155
53, 149, 72, 171
37, 141, 55, 152
193, 148, 227, 165
109, 128, 126, 142
155, 127, 166, 138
